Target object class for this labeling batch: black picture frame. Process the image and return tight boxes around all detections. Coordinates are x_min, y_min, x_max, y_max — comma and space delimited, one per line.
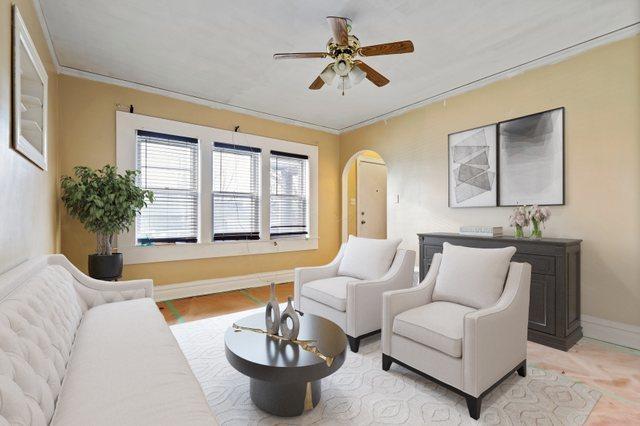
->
496, 107, 565, 207
447, 123, 498, 208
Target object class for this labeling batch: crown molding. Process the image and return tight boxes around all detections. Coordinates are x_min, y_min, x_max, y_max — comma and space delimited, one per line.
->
57, 66, 341, 134
32, 0, 60, 72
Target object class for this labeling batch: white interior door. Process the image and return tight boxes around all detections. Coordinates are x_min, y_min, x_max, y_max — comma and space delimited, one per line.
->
356, 159, 387, 239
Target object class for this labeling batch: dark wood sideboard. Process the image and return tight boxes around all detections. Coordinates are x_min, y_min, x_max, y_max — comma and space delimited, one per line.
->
418, 233, 582, 351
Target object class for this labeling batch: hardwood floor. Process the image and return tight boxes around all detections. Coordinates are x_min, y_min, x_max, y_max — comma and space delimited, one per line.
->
157, 283, 295, 324
158, 283, 640, 424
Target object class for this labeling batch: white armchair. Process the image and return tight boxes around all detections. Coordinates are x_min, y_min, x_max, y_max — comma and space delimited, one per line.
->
295, 236, 415, 352
382, 243, 531, 420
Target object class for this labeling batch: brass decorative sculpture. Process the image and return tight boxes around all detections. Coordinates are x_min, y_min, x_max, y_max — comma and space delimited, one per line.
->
232, 323, 334, 367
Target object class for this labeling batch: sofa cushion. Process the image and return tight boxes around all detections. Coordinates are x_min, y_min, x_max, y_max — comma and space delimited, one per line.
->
393, 301, 476, 357
337, 236, 401, 281
301, 276, 362, 311
0, 265, 84, 426
51, 298, 213, 426
432, 242, 516, 309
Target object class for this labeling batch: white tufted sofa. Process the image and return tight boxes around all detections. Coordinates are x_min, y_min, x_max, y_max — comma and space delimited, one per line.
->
0, 254, 216, 426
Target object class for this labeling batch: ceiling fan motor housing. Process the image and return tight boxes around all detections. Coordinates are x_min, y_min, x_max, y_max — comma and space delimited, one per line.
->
327, 35, 360, 58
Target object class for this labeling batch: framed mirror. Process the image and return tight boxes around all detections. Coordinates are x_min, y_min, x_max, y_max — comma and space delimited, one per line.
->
12, 5, 48, 170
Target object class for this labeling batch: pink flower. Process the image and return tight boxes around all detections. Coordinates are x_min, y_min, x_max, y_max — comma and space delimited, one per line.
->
509, 205, 530, 227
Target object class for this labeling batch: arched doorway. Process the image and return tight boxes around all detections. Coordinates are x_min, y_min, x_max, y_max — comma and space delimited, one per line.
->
341, 150, 387, 242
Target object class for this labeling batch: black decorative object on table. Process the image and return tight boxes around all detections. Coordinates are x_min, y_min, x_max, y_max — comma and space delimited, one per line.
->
419, 232, 582, 351
225, 312, 347, 417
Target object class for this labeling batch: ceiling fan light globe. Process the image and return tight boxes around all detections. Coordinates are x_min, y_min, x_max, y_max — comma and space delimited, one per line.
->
333, 59, 352, 77
350, 65, 367, 85
320, 66, 336, 85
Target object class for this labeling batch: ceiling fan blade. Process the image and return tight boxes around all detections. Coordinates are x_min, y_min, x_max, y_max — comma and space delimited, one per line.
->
327, 16, 349, 45
354, 61, 390, 87
359, 40, 414, 57
309, 63, 334, 90
273, 52, 328, 60
309, 76, 325, 90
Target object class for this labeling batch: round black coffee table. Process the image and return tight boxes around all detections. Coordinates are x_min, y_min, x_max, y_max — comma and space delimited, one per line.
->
224, 312, 347, 417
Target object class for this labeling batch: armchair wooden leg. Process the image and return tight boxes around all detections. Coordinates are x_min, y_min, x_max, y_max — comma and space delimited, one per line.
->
465, 395, 482, 420
382, 354, 392, 371
346, 335, 360, 353
517, 360, 527, 377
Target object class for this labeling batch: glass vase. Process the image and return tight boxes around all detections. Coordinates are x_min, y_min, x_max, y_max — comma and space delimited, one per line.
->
514, 225, 525, 238
530, 220, 542, 239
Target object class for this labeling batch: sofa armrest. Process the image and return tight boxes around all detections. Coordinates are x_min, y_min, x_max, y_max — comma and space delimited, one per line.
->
462, 261, 531, 396
294, 244, 345, 307
381, 253, 441, 354
48, 254, 153, 308
345, 249, 416, 337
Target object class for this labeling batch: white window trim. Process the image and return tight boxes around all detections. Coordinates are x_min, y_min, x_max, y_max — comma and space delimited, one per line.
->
116, 111, 318, 265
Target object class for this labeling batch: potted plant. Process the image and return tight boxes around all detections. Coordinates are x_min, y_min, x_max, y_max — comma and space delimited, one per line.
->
61, 165, 154, 280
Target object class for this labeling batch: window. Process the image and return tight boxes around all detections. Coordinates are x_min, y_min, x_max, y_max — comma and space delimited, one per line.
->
117, 112, 318, 264
270, 151, 309, 237
136, 130, 199, 244
212, 143, 261, 240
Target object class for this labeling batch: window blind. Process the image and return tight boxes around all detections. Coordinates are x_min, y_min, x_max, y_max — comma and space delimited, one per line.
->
212, 142, 261, 240
270, 151, 309, 237
136, 130, 198, 244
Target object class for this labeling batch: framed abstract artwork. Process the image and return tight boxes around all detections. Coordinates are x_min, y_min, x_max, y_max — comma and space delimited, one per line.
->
498, 108, 564, 206
448, 124, 497, 207
12, 5, 48, 170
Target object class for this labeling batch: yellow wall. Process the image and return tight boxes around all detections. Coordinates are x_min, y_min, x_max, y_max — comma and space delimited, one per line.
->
346, 150, 384, 236
340, 36, 640, 327
0, 0, 59, 273
58, 75, 341, 285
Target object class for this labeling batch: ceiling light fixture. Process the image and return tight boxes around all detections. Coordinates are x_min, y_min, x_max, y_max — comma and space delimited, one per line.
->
273, 16, 414, 94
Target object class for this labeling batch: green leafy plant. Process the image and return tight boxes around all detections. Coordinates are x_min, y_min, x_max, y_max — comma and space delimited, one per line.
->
61, 165, 154, 255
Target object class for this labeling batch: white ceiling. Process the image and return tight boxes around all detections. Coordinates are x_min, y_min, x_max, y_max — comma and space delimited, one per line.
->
39, 0, 639, 132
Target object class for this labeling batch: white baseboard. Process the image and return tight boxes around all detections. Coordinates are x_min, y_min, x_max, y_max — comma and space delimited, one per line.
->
154, 269, 294, 302
581, 315, 640, 350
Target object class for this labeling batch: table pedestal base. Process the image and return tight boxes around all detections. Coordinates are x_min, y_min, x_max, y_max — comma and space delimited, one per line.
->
250, 378, 321, 417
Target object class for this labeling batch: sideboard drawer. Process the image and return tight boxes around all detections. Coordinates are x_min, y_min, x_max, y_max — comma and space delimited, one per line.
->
512, 253, 555, 275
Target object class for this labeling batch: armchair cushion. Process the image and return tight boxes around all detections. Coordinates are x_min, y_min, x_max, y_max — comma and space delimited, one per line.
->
393, 301, 476, 357
432, 242, 516, 309
301, 276, 362, 311
337, 236, 401, 280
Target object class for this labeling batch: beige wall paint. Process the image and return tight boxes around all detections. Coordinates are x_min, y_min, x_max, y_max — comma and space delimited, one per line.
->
58, 75, 341, 285
340, 36, 640, 327
0, 0, 59, 273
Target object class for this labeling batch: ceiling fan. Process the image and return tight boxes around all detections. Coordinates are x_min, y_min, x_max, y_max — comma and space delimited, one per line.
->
274, 16, 414, 95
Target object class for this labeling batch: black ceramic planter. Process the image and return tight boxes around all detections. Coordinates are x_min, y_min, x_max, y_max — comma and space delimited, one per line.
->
88, 253, 123, 281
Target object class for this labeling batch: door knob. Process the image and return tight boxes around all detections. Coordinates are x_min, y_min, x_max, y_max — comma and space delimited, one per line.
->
361, 220, 366, 225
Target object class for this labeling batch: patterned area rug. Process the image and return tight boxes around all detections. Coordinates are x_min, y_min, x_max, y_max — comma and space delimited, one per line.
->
171, 308, 601, 425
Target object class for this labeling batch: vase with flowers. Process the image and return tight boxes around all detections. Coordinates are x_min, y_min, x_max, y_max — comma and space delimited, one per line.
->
509, 205, 530, 238
530, 205, 551, 239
